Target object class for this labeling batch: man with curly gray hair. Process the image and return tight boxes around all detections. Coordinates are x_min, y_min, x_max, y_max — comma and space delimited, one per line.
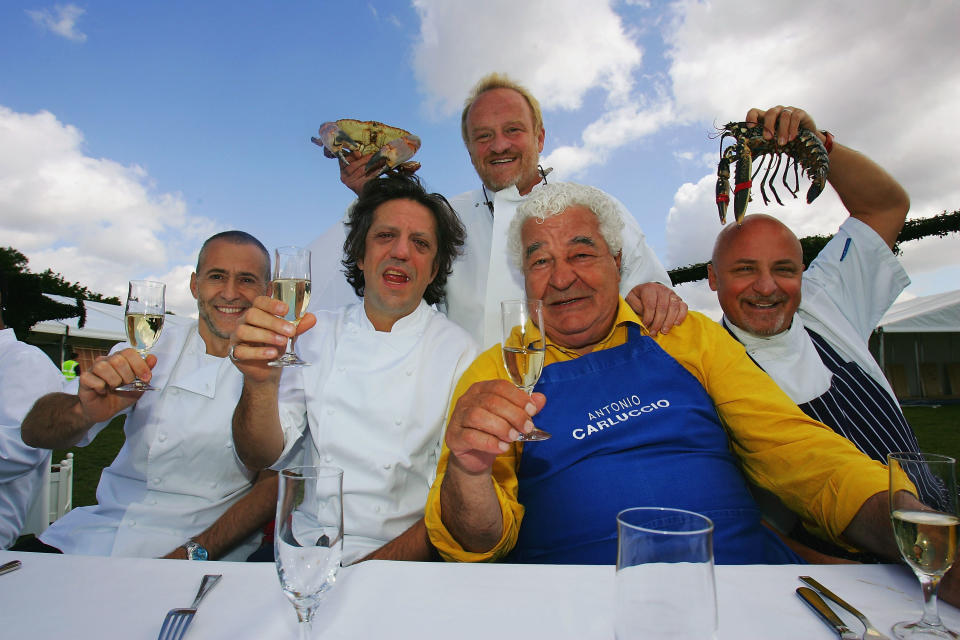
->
423, 183, 925, 575
506, 182, 624, 271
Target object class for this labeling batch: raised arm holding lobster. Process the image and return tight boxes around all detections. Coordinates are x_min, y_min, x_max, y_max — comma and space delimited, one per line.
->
743, 105, 909, 246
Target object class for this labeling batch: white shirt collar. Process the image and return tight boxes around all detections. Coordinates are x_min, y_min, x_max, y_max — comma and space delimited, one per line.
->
723, 314, 833, 404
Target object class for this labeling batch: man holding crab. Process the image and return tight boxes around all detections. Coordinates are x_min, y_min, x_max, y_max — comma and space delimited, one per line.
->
310, 72, 686, 349
708, 104, 922, 552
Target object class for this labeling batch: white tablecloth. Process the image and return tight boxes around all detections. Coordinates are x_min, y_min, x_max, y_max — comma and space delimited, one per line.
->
2, 550, 959, 639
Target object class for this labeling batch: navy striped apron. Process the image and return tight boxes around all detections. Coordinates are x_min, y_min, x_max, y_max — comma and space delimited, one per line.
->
510, 324, 799, 565
797, 329, 920, 463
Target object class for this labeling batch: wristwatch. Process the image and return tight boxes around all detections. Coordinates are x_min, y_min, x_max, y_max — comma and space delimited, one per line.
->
182, 540, 209, 561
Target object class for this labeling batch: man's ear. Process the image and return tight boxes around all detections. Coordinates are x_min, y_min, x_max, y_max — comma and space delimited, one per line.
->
190, 272, 199, 300
537, 126, 545, 153
707, 263, 718, 291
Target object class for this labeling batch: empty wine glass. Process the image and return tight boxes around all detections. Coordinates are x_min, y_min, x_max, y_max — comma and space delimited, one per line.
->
269, 246, 312, 367
501, 299, 550, 441
889, 452, 959, 639
275, 465, 344, 640
117, 280, 165, 391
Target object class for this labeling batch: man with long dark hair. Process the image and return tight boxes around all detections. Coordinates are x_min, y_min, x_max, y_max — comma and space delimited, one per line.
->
232, 174, 477, 563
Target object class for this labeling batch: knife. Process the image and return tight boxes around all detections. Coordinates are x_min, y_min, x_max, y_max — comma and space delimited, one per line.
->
0, 560, 22, 576
797, 587, 859, 639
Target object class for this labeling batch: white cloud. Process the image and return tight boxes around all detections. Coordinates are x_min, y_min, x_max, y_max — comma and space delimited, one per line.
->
411, 0, 682, 178
660, 0, 960, 296
411, 0, 643, 116
0, 106, 215, 316
26, 4, 87, 43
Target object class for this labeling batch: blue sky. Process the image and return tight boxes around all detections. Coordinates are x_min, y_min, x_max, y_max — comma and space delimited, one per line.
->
2, 1, 958, 317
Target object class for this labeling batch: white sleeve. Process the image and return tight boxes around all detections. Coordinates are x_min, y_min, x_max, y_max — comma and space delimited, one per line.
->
307, 214, 363, 312
803, 217, 910, 341
613, 197, 672, 293
273, 366, 309, 469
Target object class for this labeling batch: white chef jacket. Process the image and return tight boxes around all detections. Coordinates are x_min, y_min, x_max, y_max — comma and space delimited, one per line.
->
41, 321, 260, 560
724, 217, 909, 405
0, 329, 63, 548
275, 300, 477, 564
307, 183, 671, 349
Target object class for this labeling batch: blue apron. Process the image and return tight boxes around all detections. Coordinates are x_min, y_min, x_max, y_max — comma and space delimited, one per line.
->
511, 324, 799, 565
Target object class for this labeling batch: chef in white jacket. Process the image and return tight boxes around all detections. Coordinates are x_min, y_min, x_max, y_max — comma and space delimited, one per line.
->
309, 72, 686, 349
231, 174, 477, 564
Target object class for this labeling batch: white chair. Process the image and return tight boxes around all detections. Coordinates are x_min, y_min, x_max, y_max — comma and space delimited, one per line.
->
48, 453, 74, 522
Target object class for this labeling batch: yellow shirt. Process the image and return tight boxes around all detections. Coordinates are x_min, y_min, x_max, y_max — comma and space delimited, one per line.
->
425, 299, 888, 562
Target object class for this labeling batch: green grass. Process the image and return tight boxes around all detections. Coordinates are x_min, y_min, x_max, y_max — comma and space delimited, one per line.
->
903, 404, 960, 463
54, 415, 126, 508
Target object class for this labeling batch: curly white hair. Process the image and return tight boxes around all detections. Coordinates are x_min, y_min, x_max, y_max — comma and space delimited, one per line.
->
508, 182, 625, 270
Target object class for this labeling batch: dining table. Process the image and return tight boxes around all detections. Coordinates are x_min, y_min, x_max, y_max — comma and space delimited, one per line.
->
2, 549, 960, 639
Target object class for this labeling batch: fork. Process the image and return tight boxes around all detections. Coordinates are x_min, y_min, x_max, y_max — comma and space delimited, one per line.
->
157, 574, 222, 640
800, 575, 891, 640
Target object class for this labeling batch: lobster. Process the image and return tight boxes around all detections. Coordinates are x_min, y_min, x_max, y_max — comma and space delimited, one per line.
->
715, 121, 829, 225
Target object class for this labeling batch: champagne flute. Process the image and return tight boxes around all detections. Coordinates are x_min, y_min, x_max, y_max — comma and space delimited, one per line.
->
117, 280, 165, 391
276, 465, 344, 640
269, 246, 312, 367
889, 452, 959, 639
501, 299, 550, 441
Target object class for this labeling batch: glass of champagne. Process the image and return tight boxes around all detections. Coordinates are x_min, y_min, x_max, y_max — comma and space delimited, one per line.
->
889, 452, 959, 639
269, 246, 312, 367
501, 298, 550, 441
117, 280, 165, 391
275, 465, 344, 640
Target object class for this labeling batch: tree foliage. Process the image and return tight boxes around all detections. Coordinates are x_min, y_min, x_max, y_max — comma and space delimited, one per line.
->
0, 247, 122, 339
667, 209, 960, 286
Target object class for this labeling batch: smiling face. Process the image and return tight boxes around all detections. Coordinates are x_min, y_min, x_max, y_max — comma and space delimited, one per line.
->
358, 198, 439, 332
521, 206, 622, 353
464, 88, 545, 196
708, 215, 804, 337
190, 238, 269, 356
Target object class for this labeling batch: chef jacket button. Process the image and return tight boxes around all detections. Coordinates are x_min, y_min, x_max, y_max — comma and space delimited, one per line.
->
325, 455, 333, 463
225, 441, 233, 448
327, 408, 334, 415
337, 367, 345, 373
374, 506, 381, 513
128, 521, 137, 527
147, 498, 157, 505
395, 419, 402, 426
210, 481, 218, 489
158, 433, 167, 442
405, 369, 413, 376
383, 463, 392, 470
151, 477, 161, 485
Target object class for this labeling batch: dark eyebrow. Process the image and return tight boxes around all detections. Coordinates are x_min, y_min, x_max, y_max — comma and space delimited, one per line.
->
570, 236, 596, 247
204, 267, 261, 280
524, 241, 543, 259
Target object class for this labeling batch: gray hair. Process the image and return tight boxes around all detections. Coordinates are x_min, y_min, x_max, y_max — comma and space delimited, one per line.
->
508, 182, 625, 269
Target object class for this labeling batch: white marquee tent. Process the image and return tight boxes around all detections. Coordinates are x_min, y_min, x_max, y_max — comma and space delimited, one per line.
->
873, 289, 960, 400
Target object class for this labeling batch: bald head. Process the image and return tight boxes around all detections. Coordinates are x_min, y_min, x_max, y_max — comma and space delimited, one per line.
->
708, 214, 805, 337
711, 214, 802, 266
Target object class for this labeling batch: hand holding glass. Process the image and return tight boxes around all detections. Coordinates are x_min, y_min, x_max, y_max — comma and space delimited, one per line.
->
500, 299, 550, 441
118, 280, 165, 391
889, 452, 959, 639
276, 465, 343, 640
269, 246, 312, 367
